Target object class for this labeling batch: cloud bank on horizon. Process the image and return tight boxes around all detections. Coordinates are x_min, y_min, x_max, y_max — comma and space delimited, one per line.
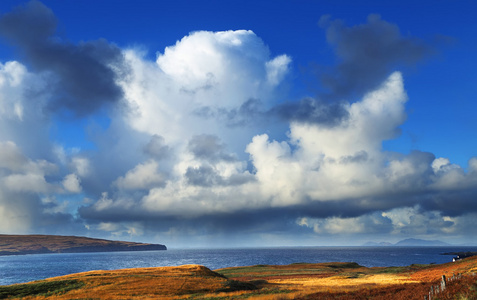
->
0, 1, 476, 247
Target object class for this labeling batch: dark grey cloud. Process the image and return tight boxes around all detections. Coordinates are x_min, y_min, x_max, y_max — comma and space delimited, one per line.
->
79, 199, 301, 235
0, 0, 125, 116
318, 14, 434, 100
188, 135, 236, 163
185, 165, 254, 187
196, 97, 350, 127
221, 99, 265, 127
419, 188, 477, 217
143, 135, 170, 159
339, 151, 368, 164
78, 183, 399, 231
271, 97, 349, 126
194, 99, 265, 127
77, 197, 399, 246
293, 188, 477, 224
77, 174, 477, 246
185, 165, 222, 187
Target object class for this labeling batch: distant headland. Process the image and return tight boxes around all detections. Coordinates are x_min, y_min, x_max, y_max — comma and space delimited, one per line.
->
363, 238, 451, 247
0, 234, 166, 256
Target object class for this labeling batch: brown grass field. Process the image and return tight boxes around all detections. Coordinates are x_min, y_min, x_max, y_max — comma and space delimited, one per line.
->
1, 256, 477, 299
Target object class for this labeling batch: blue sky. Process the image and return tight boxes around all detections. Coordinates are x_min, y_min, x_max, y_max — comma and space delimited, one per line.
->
0, 0, 476, 247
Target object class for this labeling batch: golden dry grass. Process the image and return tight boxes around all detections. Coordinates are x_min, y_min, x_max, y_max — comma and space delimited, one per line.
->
2, 265, 231, 300
2, 256, 477, 299
269, 273, 418, 289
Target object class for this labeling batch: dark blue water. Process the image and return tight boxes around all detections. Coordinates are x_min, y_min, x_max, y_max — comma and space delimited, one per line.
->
1, 246, 476, 285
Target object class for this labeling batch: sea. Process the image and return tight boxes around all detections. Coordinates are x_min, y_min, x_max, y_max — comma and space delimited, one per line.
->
1, 246, 477, 286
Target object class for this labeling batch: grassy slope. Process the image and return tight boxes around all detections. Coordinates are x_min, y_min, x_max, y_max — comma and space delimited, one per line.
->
1, 257, 476, 299
0, 234, 166, 255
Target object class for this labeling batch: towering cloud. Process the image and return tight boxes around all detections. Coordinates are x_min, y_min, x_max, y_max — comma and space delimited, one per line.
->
247, 72, 408, 208
81, 67, 477, 245
120, 29, 291, 147
0, 1, 475, 246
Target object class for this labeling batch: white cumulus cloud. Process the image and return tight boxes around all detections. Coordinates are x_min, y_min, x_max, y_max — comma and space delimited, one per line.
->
62, 173, 82, 193
119, 30, 291, 147
114, 160, 164, 190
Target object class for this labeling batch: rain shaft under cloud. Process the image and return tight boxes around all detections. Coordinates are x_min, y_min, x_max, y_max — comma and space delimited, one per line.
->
0, 1, 476, 247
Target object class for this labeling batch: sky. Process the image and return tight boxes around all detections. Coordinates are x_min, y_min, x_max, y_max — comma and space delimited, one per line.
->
0, 0, 476, 248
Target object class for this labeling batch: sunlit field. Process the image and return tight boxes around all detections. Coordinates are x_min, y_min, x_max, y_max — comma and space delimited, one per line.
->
1, 256, 477, 299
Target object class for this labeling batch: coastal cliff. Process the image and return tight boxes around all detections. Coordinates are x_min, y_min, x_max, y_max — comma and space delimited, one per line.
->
0, 234, 166, 256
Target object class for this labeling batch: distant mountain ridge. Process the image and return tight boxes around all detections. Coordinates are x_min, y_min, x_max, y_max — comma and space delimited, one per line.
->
394, 238, 450, 246
0, 234, 166, 256
363, 238, 451, 247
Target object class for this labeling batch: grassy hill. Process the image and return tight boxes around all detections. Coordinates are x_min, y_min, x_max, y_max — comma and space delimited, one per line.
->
1, 255, 477, 299
0, 234, 166, 256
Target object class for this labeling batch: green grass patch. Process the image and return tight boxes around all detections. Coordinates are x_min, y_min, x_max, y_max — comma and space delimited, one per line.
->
219, 263, 364, 277
188, 287, 293, 300
371, 263, 434, 275
325, 262, 363, 269
219, 265, 340, 279
0, 279, 84, 299
409, 263, 435, 269
215, 280, 258, 293
344, 272, 366, 279
218, 266, 275, 276
372, 266, 409, 274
